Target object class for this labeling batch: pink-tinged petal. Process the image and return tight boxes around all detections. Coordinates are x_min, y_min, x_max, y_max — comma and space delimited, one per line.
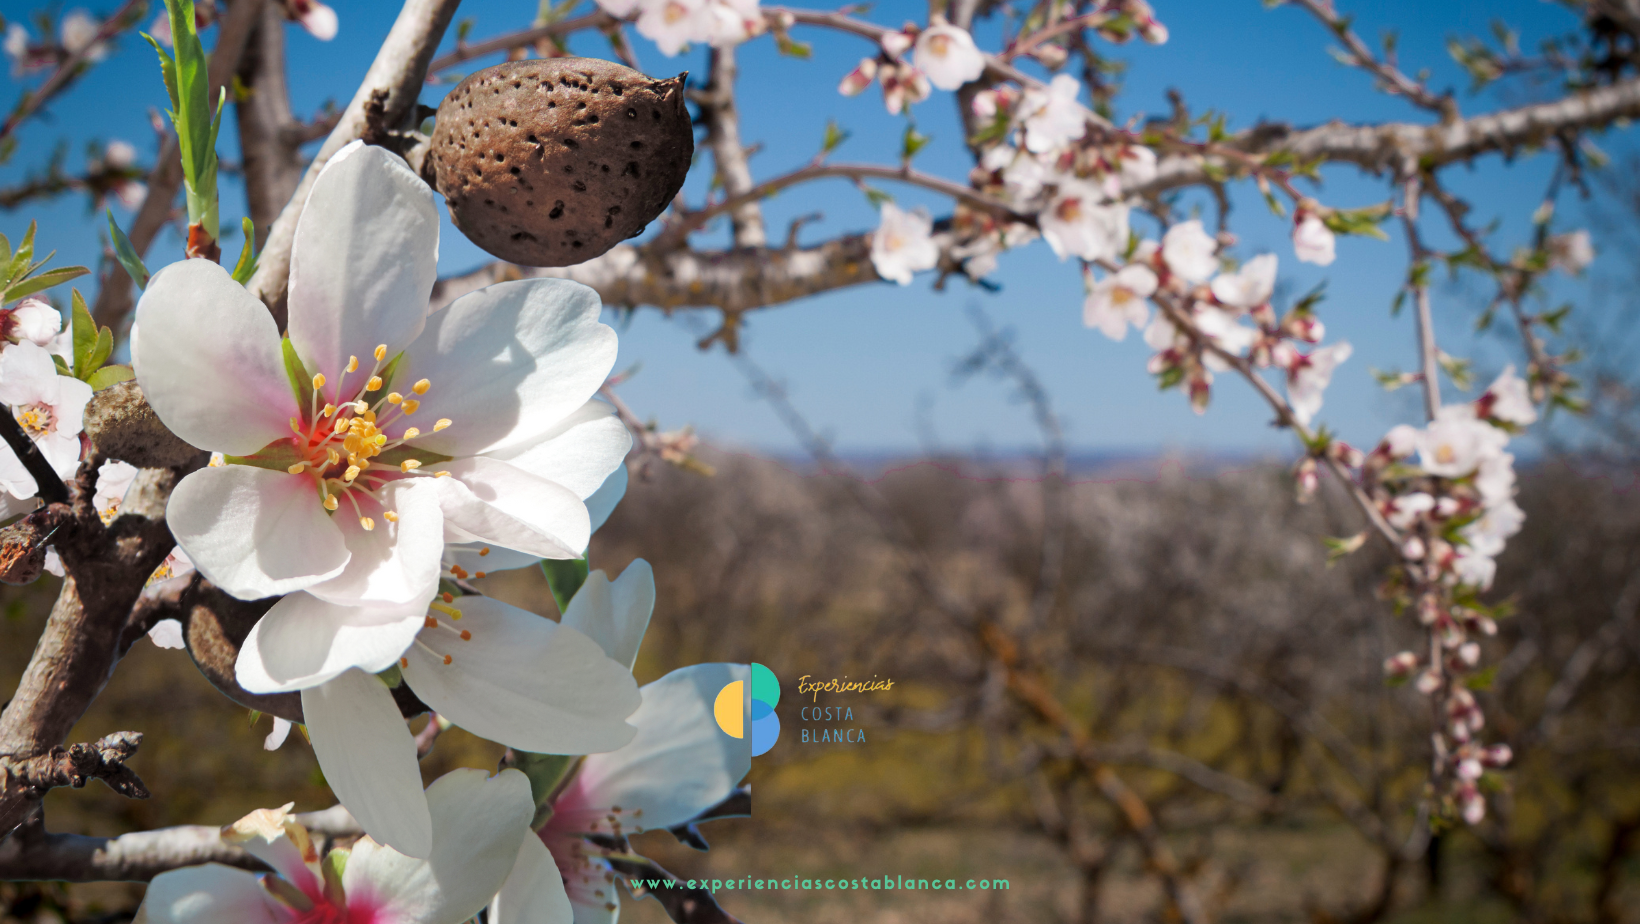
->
440, 461, 628, 574
402, 597, 639, 755
433, 458, 590, 560
489, 833, 572, 924
134, 864, 283, 924
566, 663, 750, 831
305, 478, 444, 607
287, 142, 438, 388
302, 670, 432, 858
133, 259, 294, 455
148, 618, 186, 649
483, 400, 632, 501
292, 0, 337, 40
397, 279, 615, 458
236, 592, 425, 694
167, 466, 349, 600
345, 768, 532, 924
560, 559, 653, 671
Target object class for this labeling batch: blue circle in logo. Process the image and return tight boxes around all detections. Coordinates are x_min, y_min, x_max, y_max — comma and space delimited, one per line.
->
750, 712, 780, 757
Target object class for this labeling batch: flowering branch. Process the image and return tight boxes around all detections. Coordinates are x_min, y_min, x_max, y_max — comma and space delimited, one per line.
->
1285, 0, 1455, 117
425, 10, 622, 73
0, 0, 148, 151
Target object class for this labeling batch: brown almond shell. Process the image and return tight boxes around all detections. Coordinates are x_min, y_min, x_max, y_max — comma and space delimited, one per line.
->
429, 58, 693, 267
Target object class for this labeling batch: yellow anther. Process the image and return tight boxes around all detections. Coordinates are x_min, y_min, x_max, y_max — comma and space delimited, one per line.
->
435, 471, 451, 478
334, 417, 350, 434
358, 459, 371, 470
402, 427, 420, 440
290, 417, 303, 435
402, 399, 420, 415
324, 495, 339, 511
287, 462, 308, 474
359, 517, 375, 531
366, 376, 383, 392
388, 393, 403, 405
434, 419, 452, 432
383, 511, 398, 523
459, 630, 471, 641
327, 448, 340, 466
353, 401, 369, 415
343, 465, 361, 482
412, 379, 431, 395
322, 403, 337, 418
346, 356, 359, 373
373, 433, 388, 447
400, 460, 421, 473
312, 373, 326, 390
374, 344, 387, 361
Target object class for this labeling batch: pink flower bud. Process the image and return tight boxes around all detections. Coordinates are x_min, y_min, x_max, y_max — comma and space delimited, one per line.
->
1458, 641, 1480, 666
838, 57, 878, 96
1415, 669, 1441, 695
1484, 744, 1513, 766
1383, 651, 1418, 676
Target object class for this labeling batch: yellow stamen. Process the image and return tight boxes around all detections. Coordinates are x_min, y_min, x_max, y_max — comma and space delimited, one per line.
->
400, 460, 421, 472
359, 517, 375, 531
402, 399, 420, 415
290, 417, 303, 435
334, 418, 350, 434
343, 465, 360, 482
387, 393, 403, 405
412, 379, 431, 395
366, 376, 383, 392
312, 373, 326, 390
287, 462, 308, 474
374, 344, 387, 361
402, 427, 420, 440
435, 471, 451, 478
324, 495, 339, 511
434, 419, 452, 432
327, 448, 341, 466
346, 356, 359, 374
383, 511, 398, 523
322, 403, 337, 418
353, 401, 369, 415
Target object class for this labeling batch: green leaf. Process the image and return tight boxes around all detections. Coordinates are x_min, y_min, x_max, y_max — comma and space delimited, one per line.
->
231, 215, 258, 284
223, 440, 307, 472
0, 232, 11, 269
1464, 665, 1499, 691
820, 119, 850, 156
142, 34, 179, 113
5, 221, 37, 290
282, 336, 315, 414
542, 558, 589, 614
70, 289, 98, 379
5, 265, 88, 302
506, 751, 581, 829
901, 125, 931, 162
50, 354, 70, 376
87, 364, 135, 391
107, 209, 150, 290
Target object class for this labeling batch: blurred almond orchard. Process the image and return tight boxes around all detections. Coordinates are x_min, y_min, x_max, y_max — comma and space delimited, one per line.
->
2, 0, 1640, 923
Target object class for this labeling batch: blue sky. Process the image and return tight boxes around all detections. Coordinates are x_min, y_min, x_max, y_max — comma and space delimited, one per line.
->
1, 0, 1620, 457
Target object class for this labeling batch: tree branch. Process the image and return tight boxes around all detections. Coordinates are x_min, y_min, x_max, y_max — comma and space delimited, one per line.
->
244, 0, 462, 322
425, 11, 621, 73
697, 46, 767, 247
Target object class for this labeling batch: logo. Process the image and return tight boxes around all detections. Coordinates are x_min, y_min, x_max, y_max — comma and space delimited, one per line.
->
715, 663, 780, 756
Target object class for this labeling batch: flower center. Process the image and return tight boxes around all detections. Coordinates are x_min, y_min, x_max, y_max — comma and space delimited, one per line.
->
398, 593, 475, 669
663, 1, 688, 24
1055, 197, 1083, 222
928, 34, 951, 57
14, 403, 54, 438
1435, 444, 1457, 465
1111, 287, 1135, 306
284, 344, 453, 532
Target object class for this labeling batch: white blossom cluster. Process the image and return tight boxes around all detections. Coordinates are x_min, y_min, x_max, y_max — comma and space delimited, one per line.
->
596, 0, 763, 56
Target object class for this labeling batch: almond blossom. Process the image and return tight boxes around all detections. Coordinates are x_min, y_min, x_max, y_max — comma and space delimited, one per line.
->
1285, 341, 1352, 427
914, 22, 985, 91
0, 297, 61, 347
1209, 254, 1277, 311
0, 341, 90, 497
1293, 213, 1337, 266
58, 10, 107, 61
133, 142, 631, 611
1018, 74, 1086, 154
1415, 406, 1508, 478
1546, 229, 1593, 274
1040, 184, 1127, 262
136, 769, 535, 924
870, 202, 940, 285
1083, 264, 1156, 341
282, 0, 339, 41
1160, 220, 1218, 284
1478, 365, 1537, 427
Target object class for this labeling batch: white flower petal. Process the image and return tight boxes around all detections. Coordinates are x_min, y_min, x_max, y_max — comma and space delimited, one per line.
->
402, 596, 640, 755
135, 864, 283, 924
287, 143, 439, 387
397, 278, 616, 458
488, 833, 573, 924
133, 260, 295, 456
305, 478, 445, 607
345, 768, 533, 923
302, 669, 432, 858
148, 618, 186, 649
570, 663, 751, 831
236, 592, 425, 694
483, 400, 632, 501
167, 465, 350, 600
263, 717, 292, 751
433, 458, 590, 560
560, 559, 654, 671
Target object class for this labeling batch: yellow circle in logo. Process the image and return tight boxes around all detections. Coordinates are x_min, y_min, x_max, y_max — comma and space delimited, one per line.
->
714, 679, 745, 738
